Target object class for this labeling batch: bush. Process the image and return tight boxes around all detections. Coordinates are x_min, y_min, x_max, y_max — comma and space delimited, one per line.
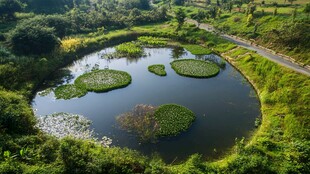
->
9, 24, 60, 55
0, 90, 36, 134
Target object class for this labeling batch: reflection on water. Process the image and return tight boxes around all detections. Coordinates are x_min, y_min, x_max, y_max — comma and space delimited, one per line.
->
32, 47, 261, 163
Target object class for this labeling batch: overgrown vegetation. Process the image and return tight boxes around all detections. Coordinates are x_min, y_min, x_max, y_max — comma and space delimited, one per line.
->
148, 64, 167, 76
138, 36, 168, 47
115, 42, 145, 58
117, 104, 195, 141
171, 59, 220, 78
116, 104, 159, 142
0, 0, 309, 172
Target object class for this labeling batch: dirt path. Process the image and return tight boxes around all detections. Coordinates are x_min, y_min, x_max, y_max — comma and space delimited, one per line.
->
186, 19, 310, 76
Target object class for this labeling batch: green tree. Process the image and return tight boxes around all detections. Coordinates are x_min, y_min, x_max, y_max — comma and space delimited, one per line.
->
175, 8, 186, 30
194, 10, 207, 27
206, 0, 211, 5
9, 24, 60, 55
0, 90, 36, 134
174, 0, 185, 6
288, 0, 296, 5
304, 3, 310, 19
0, 0, 22, 20
273, 7, 278, 16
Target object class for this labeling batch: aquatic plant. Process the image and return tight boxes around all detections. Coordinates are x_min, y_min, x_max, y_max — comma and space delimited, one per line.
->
182, 44, 212, 55
37, 88, 53, 97
154, 104, 195, 137
138, 36, 168, 47
115, 42, 144, 58
116, 104, 159, 142
54, 84, 87, 99
171, 59, 220, 78
36, 113, 94, 140
75, 69, 132, 92
117, 104, 195, 141
37, 113, 112, 147
148, 64, 167, 76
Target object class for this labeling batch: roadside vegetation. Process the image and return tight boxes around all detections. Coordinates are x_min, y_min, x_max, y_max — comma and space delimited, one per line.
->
182, 0, 310, 65
0, 0, 309, 173
171, 59, 220, 78
148, 64, 167, 76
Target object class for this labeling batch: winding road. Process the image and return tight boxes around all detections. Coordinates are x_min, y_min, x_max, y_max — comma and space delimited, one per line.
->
187, 19, 310, 76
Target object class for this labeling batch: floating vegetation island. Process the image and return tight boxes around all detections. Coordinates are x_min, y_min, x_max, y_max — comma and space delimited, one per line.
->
116, 104, 195, 142
154, 104, 195, 137
171, 59, 220, 78
75, 69, 131, 92
55, 69, 131, 99
148, 64, 167, 76
54, 84, 87, 99
36, 112, 94, 140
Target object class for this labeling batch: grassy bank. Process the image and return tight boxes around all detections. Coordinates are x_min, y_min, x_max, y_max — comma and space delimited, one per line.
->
0, 21, 309, 173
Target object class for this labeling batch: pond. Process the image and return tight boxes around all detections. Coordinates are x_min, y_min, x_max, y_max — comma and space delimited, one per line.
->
32, 47, 261, 163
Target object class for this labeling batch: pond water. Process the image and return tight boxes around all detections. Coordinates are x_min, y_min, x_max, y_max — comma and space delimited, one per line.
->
32, 47, 261, 163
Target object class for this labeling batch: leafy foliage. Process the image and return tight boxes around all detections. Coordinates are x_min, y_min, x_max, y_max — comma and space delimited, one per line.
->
0, 0, 22, 20
9, 24, 60, 55
154, 104, 195, 137
0, 90, 36, 134
138, 36, 168, 47
148, 64, 167, 76
171, 59, 220, 78
75, 69, 132, 92
115, 42, 144, 58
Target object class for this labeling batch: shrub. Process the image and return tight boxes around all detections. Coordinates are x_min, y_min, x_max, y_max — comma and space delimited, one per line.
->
9, 24, 60, 55
148, 64, 167, 76
0, 90, 36, 134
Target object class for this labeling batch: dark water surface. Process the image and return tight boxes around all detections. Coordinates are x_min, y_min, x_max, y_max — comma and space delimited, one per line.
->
32, 47, 260, 163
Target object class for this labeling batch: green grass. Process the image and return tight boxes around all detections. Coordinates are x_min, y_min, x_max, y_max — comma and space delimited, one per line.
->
148, 64, 167, 76
54, 84, 87, 100
115, 42, 144, 58
75, 69, 132, 92
182, 44, 213, 55
154, 104, 195, 137
138, 36, 168, 47
171, 59, 220, 78
229, 47, 251, 58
